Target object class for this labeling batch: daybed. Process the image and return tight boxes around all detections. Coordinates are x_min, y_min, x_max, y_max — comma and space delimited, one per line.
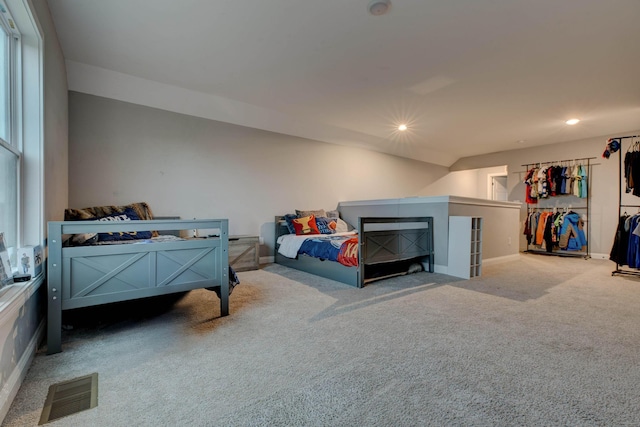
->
47, 216, 229, 354
275, 215, 434, 288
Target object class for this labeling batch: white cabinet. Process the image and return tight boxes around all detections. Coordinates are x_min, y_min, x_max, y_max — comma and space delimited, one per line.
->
447, 216, 482, 279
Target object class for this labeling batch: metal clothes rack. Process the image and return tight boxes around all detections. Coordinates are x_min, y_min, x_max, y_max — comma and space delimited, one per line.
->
522, 157, 594, 259
610, 135, 640, 276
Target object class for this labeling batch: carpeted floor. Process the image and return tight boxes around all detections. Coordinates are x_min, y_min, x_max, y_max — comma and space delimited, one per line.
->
3, 255, 640, 426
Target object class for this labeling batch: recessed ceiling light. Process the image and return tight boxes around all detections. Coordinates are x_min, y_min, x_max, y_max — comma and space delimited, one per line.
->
398, 124, 407, 131
368, 0, 391, 16
565, 118, 580, 125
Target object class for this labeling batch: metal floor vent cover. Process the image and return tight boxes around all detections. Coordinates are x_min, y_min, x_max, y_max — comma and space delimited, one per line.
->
39, 372, 98, 425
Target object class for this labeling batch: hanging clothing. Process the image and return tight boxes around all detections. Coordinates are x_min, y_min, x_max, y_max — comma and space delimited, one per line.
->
524, 168, 538, 204
572, 166, 581, 197
610, 214, 631, 265
624, 150, 640, 197
535, 212, 553, 246
628, 215, 640, 268
524, 162, 588, 202
558, 212, 587, 251
578, 165, 588, 198
570, 212, 587, 250
543, 213, 556, 252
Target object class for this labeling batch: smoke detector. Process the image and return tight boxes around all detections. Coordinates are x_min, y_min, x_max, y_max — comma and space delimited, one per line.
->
368, 0, 391, 16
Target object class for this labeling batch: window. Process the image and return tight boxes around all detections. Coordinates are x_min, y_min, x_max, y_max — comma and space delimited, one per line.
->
0, 1, 19, 271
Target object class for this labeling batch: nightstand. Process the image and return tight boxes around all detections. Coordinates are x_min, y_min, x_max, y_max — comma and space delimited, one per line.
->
228, 235, 260, 271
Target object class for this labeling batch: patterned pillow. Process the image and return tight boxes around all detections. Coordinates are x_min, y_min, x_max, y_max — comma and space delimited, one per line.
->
334, 218, 350, 233
315, 217, 337, 234
283, 213, 298, 234
296, 209, 327, 219
326, 210, 340, 219
325, 210, 350, 232
65, 202, 158, 238
292, 215, 320, 235
65, 201, 155, 221
95, 208, 153, 242
69, 231, 98, 246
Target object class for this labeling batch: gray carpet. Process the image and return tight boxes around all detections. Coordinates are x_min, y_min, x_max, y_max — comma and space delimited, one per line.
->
4, 255, 640, 426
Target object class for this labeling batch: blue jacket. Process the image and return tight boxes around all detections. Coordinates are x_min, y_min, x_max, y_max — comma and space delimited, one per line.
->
628, 216, 640, 268
561, 213, 587, 251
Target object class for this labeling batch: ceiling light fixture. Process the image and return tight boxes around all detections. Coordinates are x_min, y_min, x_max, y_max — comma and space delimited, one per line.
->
565, 118, 580, 125
398, 124, 407, 131
368, 0, 391, 16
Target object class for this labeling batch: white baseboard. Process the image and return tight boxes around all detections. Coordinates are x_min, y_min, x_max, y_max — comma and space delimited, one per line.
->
0, 319, 45, 424
590, 253, 609, 260
434, 264, 447, 274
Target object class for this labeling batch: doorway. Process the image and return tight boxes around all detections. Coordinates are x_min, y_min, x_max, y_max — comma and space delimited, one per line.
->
489, 175, 508, 201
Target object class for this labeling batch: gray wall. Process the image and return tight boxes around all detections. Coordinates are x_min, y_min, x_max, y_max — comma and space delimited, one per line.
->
450, 133, 639, 256
67, 90, 633, 259
68, 92, 450, 253
417, 165, 507, 199
448, 201, 520, 260
1, 0, 68, 421
42, 0, 69, 224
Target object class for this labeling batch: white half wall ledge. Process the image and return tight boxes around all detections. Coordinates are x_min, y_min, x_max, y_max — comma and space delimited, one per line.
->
65, 60, 458, 167
339, 195, 522, 209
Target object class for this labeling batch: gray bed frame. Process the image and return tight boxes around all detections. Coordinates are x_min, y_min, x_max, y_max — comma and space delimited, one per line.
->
275, 216, 434, 288
46, 218, 229, 354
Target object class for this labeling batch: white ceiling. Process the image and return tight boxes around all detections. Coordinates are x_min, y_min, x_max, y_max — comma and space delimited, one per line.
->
47, 0, 640, 166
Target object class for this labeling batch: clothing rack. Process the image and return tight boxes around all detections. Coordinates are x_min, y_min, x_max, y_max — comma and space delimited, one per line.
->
522, 157, 593, 259
610, 135, 640, 276
521, 156, 596, 168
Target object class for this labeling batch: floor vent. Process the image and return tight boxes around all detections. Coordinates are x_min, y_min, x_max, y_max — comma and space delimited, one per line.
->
39, 373, 98, 425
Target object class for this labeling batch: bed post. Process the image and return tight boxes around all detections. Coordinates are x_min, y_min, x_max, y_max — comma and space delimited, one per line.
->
47, 222, 63, 355
358, 217, 365, 288
220, 219, 229, 316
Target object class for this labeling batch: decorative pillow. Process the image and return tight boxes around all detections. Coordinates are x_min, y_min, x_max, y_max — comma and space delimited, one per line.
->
283, 213, 298, 234
95, 208, 153, 242
334, 218, 350, 233
326, 210, 340, 219
315, 217, 337, 234
65, 202, 158, 237
292, 215, 320, 235
65, 201, 155, 221
296, 209, 327, 219
70, 232, 99, 246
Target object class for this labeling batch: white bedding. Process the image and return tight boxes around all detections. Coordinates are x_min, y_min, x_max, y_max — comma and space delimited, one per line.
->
277, 231, 357, 258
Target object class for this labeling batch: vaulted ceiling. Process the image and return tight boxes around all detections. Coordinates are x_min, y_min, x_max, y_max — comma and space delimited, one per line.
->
47, 0, 640, 166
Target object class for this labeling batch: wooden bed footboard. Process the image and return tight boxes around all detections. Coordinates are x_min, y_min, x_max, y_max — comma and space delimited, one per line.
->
47, 219, 229, 354
274, 216, 434, 288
